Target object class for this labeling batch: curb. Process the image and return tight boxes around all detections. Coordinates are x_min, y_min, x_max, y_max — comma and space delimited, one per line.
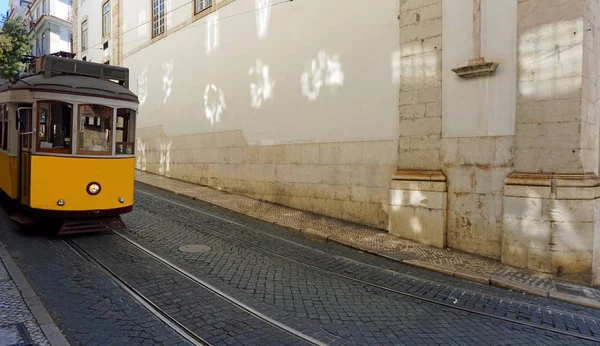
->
135, 177, 600, 311
0, 245, 71, 346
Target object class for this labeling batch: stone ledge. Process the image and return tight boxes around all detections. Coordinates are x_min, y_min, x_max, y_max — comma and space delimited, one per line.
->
392, 170, 446, 182
403, 259, 456, 276
455, 269, 491, 285
390, 180, 447, 192
505, 173, 600, 200
506, 173, 600, 188
548, 291, 600, 309
490, 277, 549, 297
301, 228, 330, 242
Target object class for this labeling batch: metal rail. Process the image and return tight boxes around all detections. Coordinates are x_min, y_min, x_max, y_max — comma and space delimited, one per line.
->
64, 239, 211, 346
135, 190, 600, 343
111, 231, 326, 346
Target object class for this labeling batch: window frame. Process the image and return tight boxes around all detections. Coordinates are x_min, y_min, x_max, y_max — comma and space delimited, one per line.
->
102, 0, 111, 38
0, 104, 8, 152
41, 31, 46, 55
36, 100, 73, 155
76, 104, 114, 156
194, 0, 212, 14
151, 0, 165, 38
115, 108, 136, 156
81, 19, 88, 51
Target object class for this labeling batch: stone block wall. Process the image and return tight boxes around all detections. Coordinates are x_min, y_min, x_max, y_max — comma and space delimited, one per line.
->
442, 137, 514, 259
390, 0, 446, 249
515, 0, 592, 173
503, 175, 600, 284
398, 0, 442, 171
389, 171, 446, 248
136, 126, 398, 230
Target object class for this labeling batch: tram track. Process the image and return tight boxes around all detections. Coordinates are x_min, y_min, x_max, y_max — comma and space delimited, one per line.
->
64, 238, 211, 346
134, 189, 600, 344
64, 234, 326, 346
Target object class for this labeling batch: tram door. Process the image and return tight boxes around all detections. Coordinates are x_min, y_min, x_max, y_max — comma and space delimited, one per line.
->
17, 106, 32, 205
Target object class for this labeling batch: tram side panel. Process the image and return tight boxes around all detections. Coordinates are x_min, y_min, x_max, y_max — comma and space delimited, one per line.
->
0, 152, 18, 199
28, 156, 135, 212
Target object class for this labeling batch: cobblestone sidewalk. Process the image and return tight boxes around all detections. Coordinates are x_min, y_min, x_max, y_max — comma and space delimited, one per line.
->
0, 244, 69, 346
136, 171, 600, 310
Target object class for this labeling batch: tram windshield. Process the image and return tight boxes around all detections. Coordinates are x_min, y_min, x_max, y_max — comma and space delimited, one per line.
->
37, 101, 72, 153
77, 104, 113, 155
34, 101, 136, 156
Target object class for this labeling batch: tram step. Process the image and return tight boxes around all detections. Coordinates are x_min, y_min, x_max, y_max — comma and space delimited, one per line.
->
9, 212, 36, 226
58, 217, 126, 235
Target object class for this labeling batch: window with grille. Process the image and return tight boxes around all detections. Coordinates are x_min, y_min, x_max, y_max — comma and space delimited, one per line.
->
195, 0, 212, 14
152, 0, 165, 37
102, 1, 110, 37
81, 19, 88, 51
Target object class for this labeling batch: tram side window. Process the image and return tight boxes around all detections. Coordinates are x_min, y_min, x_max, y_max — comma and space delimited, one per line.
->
115, 109, 135, 155
37, 101, 72, 152
78, 104, 113, 155
1, 104, 7, 151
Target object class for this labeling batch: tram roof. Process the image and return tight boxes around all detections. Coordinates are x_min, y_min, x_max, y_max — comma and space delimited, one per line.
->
0, 73, 139, 103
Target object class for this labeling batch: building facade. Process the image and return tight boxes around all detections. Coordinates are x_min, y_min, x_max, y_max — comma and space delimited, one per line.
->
10, 0, 73, 56
73, 0, 600, 285
8, 0, 33, 21
72, 0, 121, 64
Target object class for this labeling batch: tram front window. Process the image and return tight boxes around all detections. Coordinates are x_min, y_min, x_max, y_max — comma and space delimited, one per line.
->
78, 104, 113, 155
37, 101, 72, 153
116, 108, 136, 155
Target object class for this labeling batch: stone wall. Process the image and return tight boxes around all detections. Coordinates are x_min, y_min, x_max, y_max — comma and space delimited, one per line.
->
503, 175, 600, 284
136, 126, 398, 230
500, 0, 600, 285
390, 0, 447, 247
442, 137, 514, 259
397, 0, 443, 171
515, 0, 591, 173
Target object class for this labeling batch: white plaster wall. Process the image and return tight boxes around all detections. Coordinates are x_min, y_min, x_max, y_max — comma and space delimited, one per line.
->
123, 0, 400, 145
166, 0, 189, 31
52, 26, 71, 53
441, 0, 517, 137
76, 0, 106, 62
50, 0, 71, 21
122, 0, 150, 54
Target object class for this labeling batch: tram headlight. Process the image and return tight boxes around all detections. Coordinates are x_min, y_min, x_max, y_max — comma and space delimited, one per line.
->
118, 197, 125, 204
87, 182, 101, 195
57, 199, 65, 207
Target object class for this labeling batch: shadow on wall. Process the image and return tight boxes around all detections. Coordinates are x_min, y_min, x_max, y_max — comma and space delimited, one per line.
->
519, 18, 583, 101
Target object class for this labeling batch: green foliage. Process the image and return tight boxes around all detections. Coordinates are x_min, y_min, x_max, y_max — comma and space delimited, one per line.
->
0, 17, 31, 79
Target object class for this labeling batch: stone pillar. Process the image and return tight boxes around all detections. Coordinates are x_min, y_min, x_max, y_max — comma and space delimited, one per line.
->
390, 0, 447, 248
111, 0, 121, 66
503, 0, 600, 284
72, 0, 78, 57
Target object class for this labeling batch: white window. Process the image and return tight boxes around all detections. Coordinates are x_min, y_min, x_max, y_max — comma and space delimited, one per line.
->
81, 19, 88, 51
195, 0, 212, 14
152, 0, 164, 37
102, 1, 110, 37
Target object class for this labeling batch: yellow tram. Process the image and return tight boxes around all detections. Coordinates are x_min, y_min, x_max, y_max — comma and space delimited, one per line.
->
0, 55, 139, 234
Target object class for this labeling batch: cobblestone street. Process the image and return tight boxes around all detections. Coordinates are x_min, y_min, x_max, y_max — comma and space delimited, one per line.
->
1, 184, 600, 345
